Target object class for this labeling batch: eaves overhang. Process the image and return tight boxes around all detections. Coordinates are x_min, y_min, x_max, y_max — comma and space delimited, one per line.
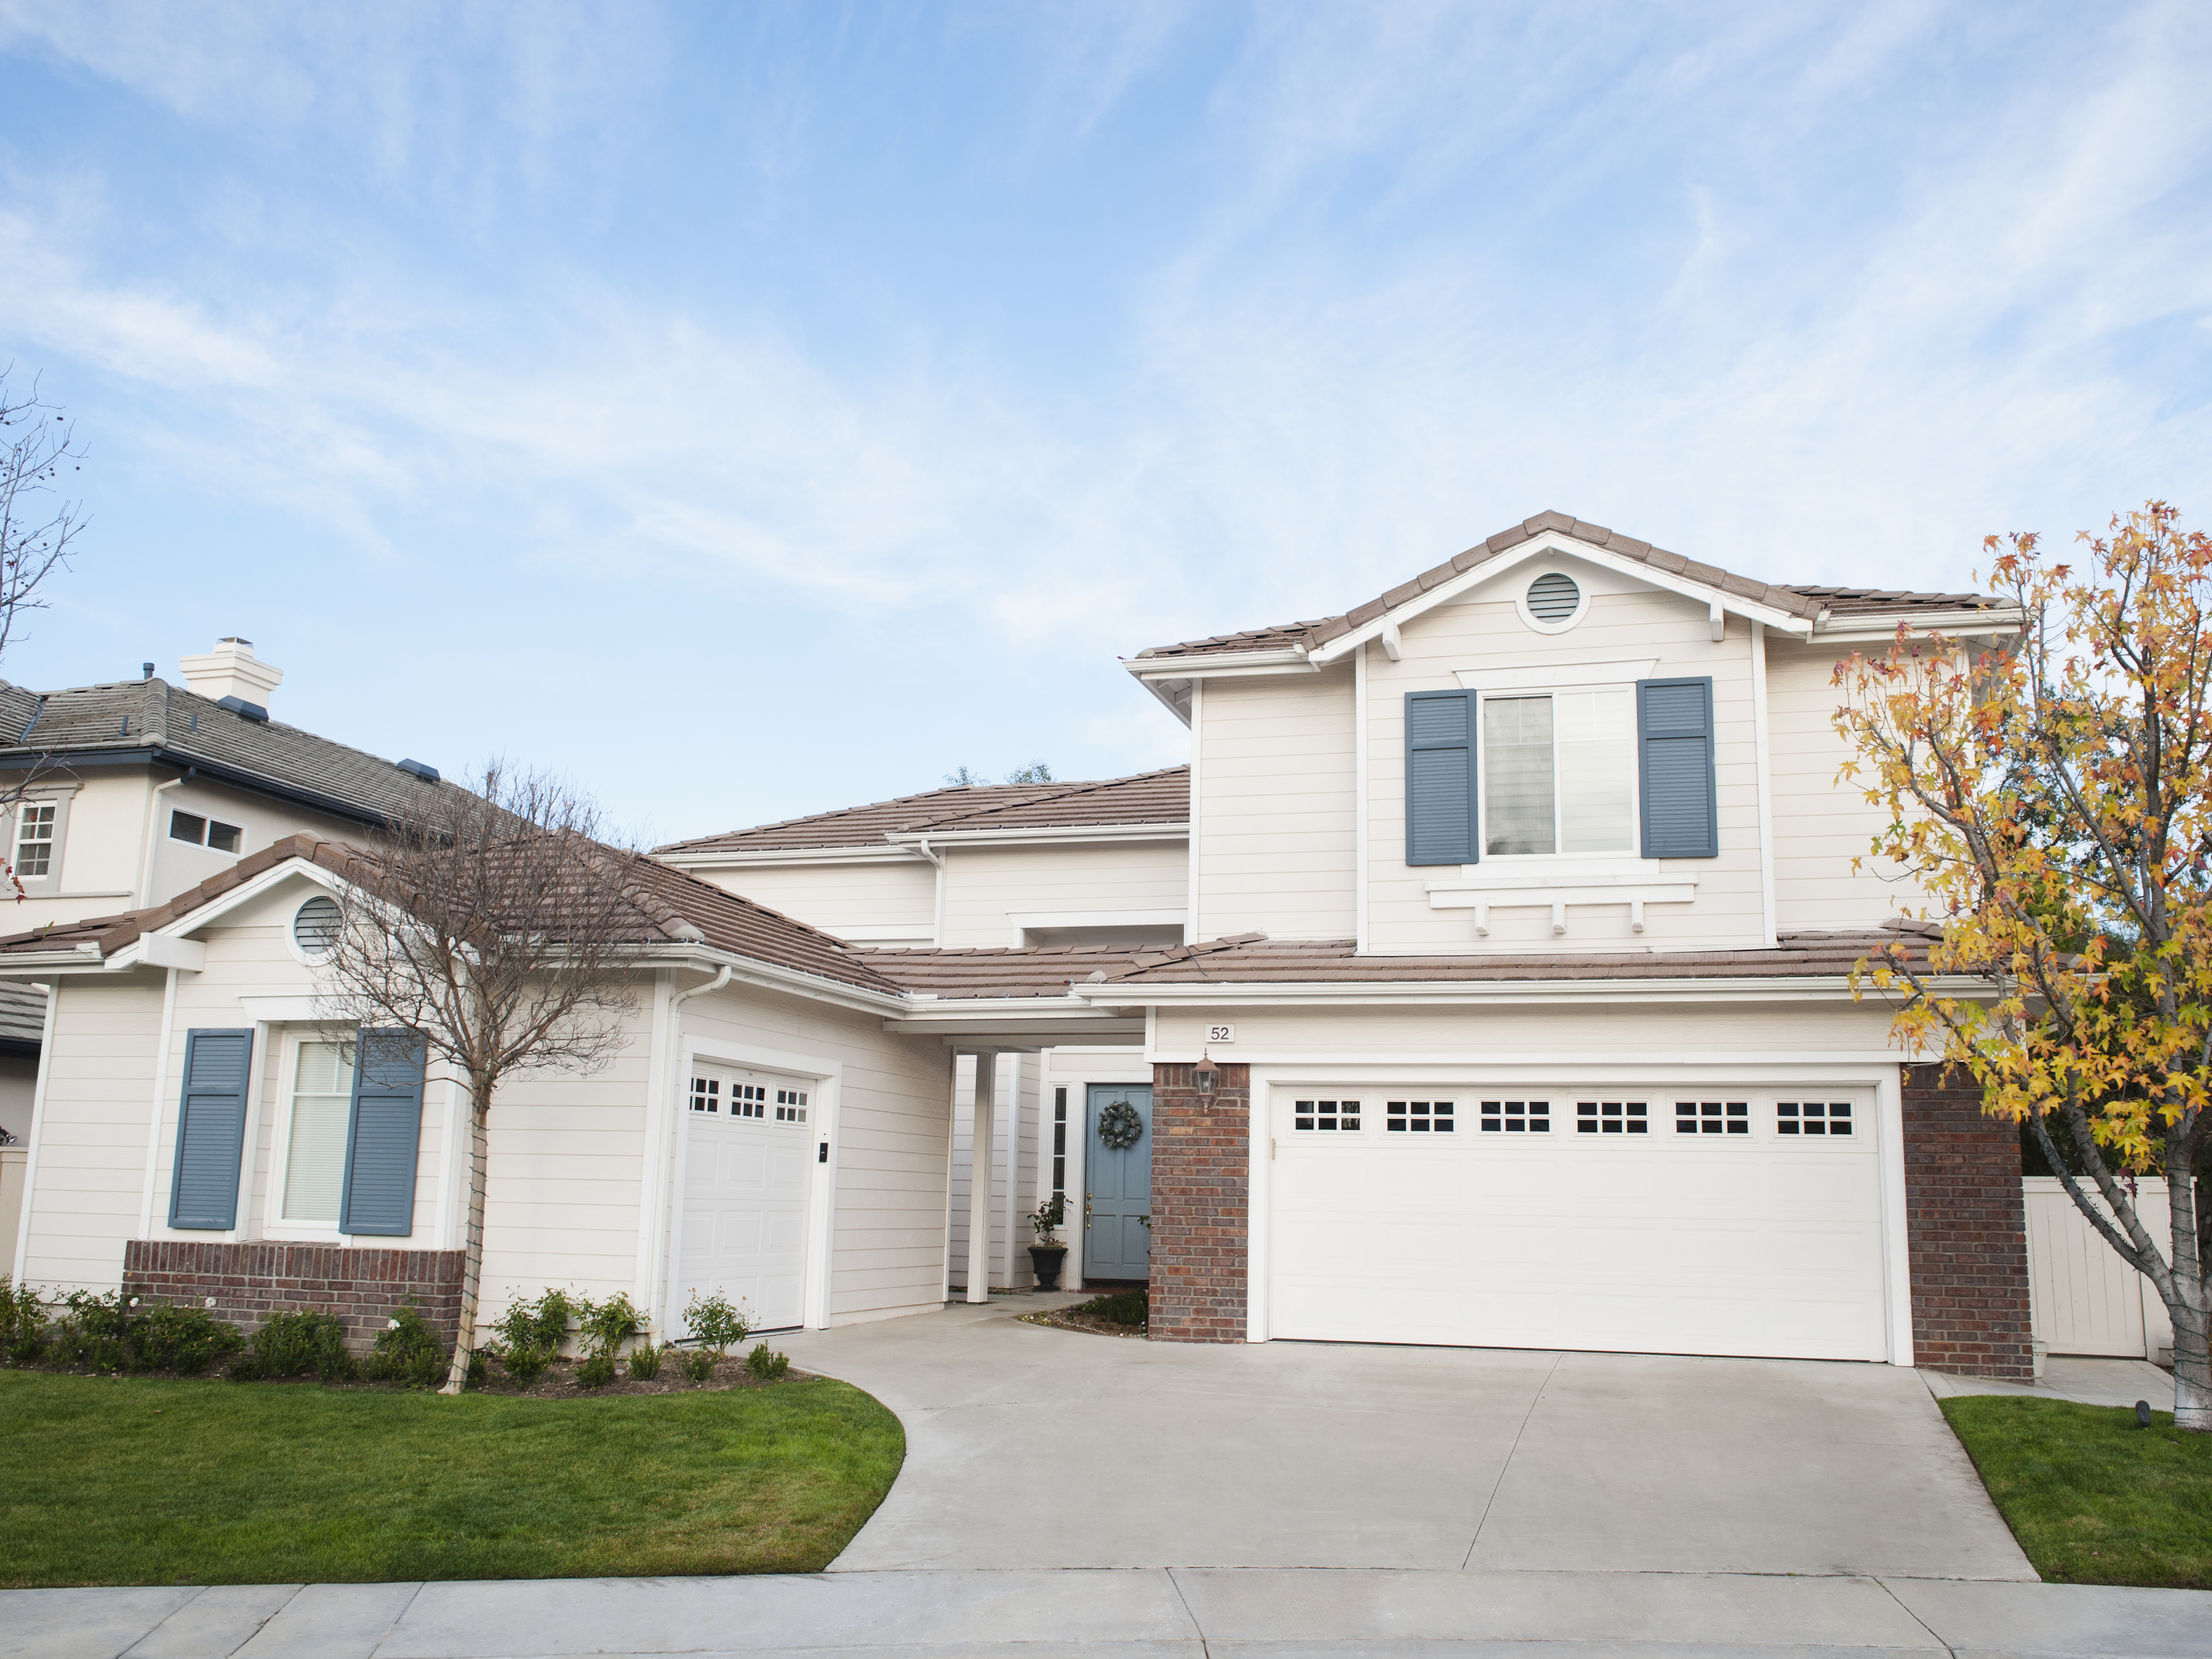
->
1070, 973, 1996, 1009
1811, 610, 2026, 643
0, 744, 403, 829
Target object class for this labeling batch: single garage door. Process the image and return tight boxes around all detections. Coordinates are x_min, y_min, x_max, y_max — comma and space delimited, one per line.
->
679, 1063, 815, 1332
1269, 1088, 1887, 1360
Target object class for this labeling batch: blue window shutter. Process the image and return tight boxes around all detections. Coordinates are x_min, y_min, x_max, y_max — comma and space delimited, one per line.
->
1406, 690, 1479, 865
1639, 676, 1718, 858
168, 1030, 252, 1230
338, 1029, 429, 1237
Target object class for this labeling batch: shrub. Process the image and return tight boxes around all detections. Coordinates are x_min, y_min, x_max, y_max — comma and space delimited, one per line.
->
745, 1343, 789, 1381
364, 1305, 448, 1389
576, 1350, 617, 1389
1075, 1289, 1147, 1327
232, 1310, 357, 1383
38, 1292, 244, 1375
681, 1347, 716, 1384
627, 1342, 664, 1381
502, 1344, 552, 1386
575, 1292, 644, 1359
2, 1279, 49, 1364
683, 1289, 752, 1358
489, 1288, 573, 1358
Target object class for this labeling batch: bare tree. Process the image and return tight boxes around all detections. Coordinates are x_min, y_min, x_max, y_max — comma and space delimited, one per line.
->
315, 764, 646, 1392
0, 367, 87, 666
0, 367, 90, 901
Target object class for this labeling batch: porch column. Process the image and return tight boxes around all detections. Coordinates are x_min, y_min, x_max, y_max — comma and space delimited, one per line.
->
966, 1051, 995, 1305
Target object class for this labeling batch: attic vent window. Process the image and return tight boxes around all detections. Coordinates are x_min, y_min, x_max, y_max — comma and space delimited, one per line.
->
293, 896, 342, 957
1527, 571, 1581, 622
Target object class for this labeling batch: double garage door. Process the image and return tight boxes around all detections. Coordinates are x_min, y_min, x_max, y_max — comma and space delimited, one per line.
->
1270, 1086, 1888, 1361
679, 1063, 815, 1333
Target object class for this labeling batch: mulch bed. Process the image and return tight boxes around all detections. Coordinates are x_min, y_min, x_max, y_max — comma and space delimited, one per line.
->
471, 1352, 811, 1399
1018, 1310, 1149, 1339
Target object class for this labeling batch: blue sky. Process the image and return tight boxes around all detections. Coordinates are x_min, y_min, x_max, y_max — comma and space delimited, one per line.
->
2, 2, 2208, 846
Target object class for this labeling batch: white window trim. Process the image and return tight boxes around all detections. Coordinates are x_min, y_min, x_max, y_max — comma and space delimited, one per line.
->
262, 1029, 349, 1243
1471, 686, 1640, 860
12, 784, 79, 897
1515, 565, 1592, 634
165, 799, 249, 858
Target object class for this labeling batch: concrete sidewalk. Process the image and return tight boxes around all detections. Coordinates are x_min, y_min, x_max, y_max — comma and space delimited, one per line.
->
1926, 1354, 2180, 1411
9, 1568, 2210, 1658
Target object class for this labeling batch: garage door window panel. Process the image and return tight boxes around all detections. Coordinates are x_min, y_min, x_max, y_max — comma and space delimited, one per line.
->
1677, 1100, 1750, 1135
1778, 1100, 1853, 1136
1479, 1099, 1550, 1133
1386, 1100, 1455, 1132
1292, 1099, 1361, 1131
1577, 1100, 1648, 1134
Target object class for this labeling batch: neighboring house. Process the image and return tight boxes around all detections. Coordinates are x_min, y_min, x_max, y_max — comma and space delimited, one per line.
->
1, 512, 2048, 1380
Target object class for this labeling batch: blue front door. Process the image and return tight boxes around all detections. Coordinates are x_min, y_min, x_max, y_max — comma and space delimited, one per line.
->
1083, 1083, 1152, 1281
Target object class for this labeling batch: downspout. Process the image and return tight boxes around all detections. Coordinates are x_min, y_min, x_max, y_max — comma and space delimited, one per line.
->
649, 962, 733, 1333
888, 832, 946, 945
138, 768, 196, 907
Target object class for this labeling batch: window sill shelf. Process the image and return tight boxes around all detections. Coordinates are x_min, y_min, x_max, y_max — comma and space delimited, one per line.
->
1424, 875, 1698, 936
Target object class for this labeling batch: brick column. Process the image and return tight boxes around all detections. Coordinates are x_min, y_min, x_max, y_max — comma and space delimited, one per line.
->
1149, 1061, 1249, 1343
1901, 1065, 2034, 1380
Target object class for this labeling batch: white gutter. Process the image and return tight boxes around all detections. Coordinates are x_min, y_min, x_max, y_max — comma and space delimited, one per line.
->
1813, 611, 2025, 641
883, 823, 1187, 850
1124, 647, 1312, 676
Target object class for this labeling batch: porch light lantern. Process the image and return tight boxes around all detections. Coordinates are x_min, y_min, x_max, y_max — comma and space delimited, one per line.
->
1193, 1057, 1219, 1094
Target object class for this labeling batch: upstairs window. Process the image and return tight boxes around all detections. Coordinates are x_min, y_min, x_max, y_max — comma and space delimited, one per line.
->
15, 801, 55, 879
170, 810, 244, 854
1483, 690, 1635, 856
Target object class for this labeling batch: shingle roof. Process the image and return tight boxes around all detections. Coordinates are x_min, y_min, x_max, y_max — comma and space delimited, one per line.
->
0, 982, 44, 1046
0, 834, 909, 999
1088, 926, 1942, 985
0, 676, 445, 826
857, 944, 1160, 999
1135, 511, 2017, 661
657, 766, 1190, 855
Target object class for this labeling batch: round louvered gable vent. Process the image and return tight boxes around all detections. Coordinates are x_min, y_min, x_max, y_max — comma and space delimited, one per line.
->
294, 895, 341, 956
1527, 571, 1581, 622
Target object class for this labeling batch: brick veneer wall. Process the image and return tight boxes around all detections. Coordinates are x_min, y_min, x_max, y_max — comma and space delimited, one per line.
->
1901, 1065, 2034, 1380
122, 1241, 466, 1351
1149, 1062, 1250, 1343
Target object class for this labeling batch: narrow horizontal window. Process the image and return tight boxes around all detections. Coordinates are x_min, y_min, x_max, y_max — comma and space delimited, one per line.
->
1778, 1101, 1852, 1137
1386, 1100, 1455, 1133
1478, 1099, 1548, 1134
1292, 1099, 1361, 1131
1576, 1100, 1648, 1135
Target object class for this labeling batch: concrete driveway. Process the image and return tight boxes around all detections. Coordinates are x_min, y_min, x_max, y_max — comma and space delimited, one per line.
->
779, 1298, 2036, 1580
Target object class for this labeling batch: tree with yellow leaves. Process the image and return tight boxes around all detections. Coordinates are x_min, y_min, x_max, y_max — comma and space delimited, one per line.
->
1835, 503, 2209, 1430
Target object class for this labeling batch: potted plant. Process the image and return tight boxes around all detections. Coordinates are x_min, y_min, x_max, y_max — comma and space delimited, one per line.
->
1026, 1194, 1070, 1290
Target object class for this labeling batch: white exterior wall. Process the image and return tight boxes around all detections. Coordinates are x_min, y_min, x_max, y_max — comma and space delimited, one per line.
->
945, 1052, 1037, 1290
1765, 638, 1927, 932
14, 973, 165, 1293
1363, 561, 1765, 954
1193, 667, 1357, 941
938, 842, 1189, 947
670, 977, 952, 1326
686, 858, 937, 943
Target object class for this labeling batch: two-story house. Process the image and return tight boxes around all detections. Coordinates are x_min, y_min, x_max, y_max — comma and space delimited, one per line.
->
0, 513, 2038, 1382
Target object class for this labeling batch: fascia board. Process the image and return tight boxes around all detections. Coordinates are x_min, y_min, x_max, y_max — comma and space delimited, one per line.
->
639, 946, 909, 1018
0, 950, 113, 973
884, 823, 1188, 848
654, 844, 926, 868
1072, 973, 1992, 1008
1125, 648, 1312, 677
1308, 536, 1815, 665
155, 858, 349, 938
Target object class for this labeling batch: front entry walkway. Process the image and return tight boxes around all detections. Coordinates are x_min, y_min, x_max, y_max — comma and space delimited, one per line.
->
779, 1298, 2034, 1579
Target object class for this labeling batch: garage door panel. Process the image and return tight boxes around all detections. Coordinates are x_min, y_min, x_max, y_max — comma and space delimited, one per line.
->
680, 1064, 815, 1332
1268, 1087, 1886, 1361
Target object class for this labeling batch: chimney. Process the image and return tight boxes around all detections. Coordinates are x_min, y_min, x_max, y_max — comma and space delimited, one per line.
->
178, 637, 284, 711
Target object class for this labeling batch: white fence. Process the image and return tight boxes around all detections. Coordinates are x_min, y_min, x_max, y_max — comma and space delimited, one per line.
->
2022, 1176, 2173, 1359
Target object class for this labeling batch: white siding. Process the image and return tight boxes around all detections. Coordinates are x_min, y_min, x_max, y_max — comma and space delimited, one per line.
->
688, 859, 936, 941
1156, 999, 1905, 1058
17, 973, 165, 1293
1194, 667, 1357, 941
939, 842, 1188, 947
1364, 560, 1766, 954
946, 1052, 1039, 1289
1766, 638, 1928, 932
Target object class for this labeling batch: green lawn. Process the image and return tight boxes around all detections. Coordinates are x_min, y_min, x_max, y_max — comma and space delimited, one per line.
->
1940, 1395, 2212, 1589
0, 1370, 904, 1587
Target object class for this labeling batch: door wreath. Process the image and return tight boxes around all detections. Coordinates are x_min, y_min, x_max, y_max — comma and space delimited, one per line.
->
1097, 1099, 1145, 1150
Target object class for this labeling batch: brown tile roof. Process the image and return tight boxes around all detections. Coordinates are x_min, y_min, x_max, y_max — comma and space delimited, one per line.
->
656, 766, 1190, 855
0, 676, 452, 827
1088, 926, 1942, 985
858, 944, 1160, 1000
0, 834, 908, 999
1135, 511, 2018, 661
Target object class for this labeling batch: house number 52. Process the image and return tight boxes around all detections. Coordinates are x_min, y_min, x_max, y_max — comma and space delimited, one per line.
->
1206, 1024, 1235, 1044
